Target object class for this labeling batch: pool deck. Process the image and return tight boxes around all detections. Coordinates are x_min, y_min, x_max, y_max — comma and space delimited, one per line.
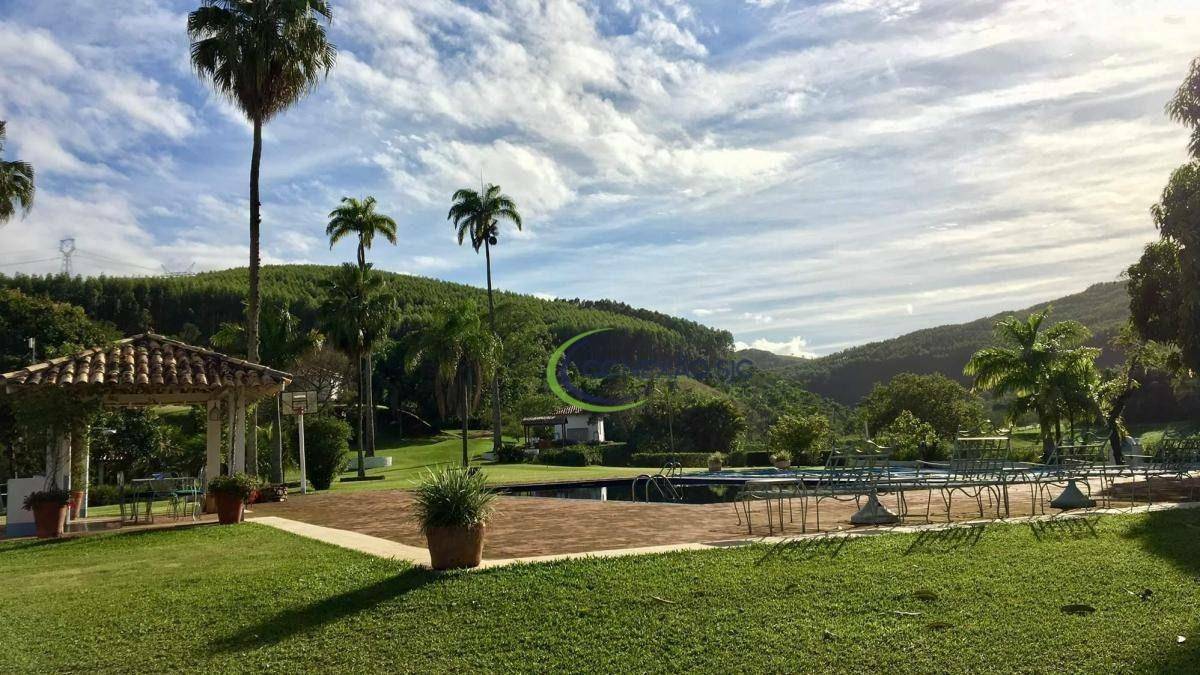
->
248, 475, 1198, 561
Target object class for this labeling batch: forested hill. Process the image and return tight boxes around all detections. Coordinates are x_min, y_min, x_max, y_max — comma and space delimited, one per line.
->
737, 281, 1131, 405
0, 265, 733, 358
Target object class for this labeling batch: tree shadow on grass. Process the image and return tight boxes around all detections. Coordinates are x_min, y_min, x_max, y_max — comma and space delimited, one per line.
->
210, 567, 444, 653
902, 523, 988, 555
1122, 508, 1200, 672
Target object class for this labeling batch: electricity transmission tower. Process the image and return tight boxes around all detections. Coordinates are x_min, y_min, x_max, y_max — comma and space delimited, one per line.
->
59, 238, 76, 277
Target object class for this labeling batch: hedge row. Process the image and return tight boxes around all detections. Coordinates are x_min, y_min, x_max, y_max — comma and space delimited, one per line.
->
533, 442, 633, 467
630, 452, 712, 468
533, 443, 784, 469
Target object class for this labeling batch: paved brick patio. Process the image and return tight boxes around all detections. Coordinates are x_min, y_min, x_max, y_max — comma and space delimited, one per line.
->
250, 475, 1195, 560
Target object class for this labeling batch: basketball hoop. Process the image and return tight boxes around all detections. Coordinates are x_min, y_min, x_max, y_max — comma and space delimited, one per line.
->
282, 391, 316, 416
281, 391, 318, 496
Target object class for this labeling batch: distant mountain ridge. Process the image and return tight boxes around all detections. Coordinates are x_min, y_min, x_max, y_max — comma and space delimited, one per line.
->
736, 281, 1130, 405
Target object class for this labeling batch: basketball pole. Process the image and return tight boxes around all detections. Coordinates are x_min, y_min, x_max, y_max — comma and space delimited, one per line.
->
297, 405, 307, 495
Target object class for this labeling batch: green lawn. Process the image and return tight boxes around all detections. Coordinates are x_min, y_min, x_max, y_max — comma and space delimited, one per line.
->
315, 431, 683, 491
2, 511, 1199, 672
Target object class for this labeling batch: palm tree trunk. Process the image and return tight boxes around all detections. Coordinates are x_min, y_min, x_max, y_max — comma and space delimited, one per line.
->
462, 373, 470, 468
365, 350, 376, 457
484, 240, 502, 453
1039, 412, 1055, 463
356, 351, 365, 479
245, 118, 264, 477
247, 118, 263, 364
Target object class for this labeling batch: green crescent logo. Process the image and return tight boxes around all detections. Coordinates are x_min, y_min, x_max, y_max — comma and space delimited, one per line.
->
546, 328, 648, 413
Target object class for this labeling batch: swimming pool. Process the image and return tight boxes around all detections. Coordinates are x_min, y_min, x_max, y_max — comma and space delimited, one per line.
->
496, 479, 751, 504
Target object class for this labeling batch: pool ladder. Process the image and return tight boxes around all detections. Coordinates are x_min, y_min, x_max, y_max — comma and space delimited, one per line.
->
631, 462, 683, 502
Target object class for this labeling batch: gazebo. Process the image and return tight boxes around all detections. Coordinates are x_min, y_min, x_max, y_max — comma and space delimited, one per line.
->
1, 333, 290, 528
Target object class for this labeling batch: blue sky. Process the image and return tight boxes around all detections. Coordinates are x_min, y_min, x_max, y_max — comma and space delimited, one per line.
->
0, 0, 1196, 356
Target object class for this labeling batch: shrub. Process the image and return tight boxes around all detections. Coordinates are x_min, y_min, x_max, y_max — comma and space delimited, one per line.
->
412, 466, 495, 532
538, 446, 597, 466
599, 442, 633, 466
207, 473, 255, 500
708, 452, 725, 464
768, 413, 832, 465
877, 410, 940, 461
630, 452, 711, 468
87, 484, 121, 507
744, 451, 773, 466
496, 443, 528, 464
304, 415, 351, 490
22, 489, 71, 510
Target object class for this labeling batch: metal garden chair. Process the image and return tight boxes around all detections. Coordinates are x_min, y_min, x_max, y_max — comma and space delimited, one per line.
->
1125, 437, 1200, 505
804, 445, 900, 532
1035, 442, 1112, 513
916, 436, 1014, 522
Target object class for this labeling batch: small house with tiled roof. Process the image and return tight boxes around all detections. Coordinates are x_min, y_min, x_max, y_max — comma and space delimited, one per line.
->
520, 405, 606, 447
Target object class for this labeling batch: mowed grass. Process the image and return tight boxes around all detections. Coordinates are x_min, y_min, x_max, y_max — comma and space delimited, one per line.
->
319, 431, 681, 491
2, 511, 1200, 672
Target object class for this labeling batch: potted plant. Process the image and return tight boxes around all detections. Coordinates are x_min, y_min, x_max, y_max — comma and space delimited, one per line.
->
413, 466, 496, 570
708, 452, 725, 473
207, 473, 255, 525
771, 452, 792, 471
23, 489, 71, 539
69, 489, 85, 519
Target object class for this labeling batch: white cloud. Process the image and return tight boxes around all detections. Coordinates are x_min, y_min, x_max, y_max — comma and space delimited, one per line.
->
734, 336, 817, 358
1, 0, 1195, 358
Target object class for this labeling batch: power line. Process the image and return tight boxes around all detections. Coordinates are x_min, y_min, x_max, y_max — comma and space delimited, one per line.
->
0, 256, 61, 268
0, 240, 182, 276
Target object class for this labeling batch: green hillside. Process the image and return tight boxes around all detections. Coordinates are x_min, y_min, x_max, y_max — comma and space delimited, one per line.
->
0, 265, 732, 360
738, 281, 1131, 405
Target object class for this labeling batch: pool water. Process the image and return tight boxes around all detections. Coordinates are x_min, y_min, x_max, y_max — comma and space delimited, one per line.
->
497, 480, 752, 504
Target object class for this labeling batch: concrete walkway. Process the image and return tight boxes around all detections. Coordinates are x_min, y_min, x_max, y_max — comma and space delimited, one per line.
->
250, 500, 1200, 571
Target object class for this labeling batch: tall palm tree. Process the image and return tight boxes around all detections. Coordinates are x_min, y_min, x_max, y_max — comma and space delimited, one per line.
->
188, 0, 336, 368
320, 264, 397, 477
964, 310, 1098, 460
447, 183, 522, 453
326, 196, 398, 270
0, 121, 34, 225
406, 301, 500, 467
327, 195, 398, 456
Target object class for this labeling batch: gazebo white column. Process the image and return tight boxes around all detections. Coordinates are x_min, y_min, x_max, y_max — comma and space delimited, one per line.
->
47, 432, 72, 522
231, 391, 247, 474
206, 399, 223, 481
78, 427, 91, 518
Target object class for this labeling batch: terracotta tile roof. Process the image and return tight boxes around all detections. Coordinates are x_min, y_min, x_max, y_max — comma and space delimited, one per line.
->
521, 406, 603, 424
0, 333, 291, 391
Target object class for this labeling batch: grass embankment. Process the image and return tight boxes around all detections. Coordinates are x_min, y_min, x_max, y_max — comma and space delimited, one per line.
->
2, 510, 1198, 672
319, 431, 679, 491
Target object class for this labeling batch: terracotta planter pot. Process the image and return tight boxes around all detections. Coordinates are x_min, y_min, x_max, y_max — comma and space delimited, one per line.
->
32, 501, 69, 539
425, 524, 486, 570
708, 462, 723, 473
774, 460, 791, 470
69, 490, 85, 519
213, 492, 245, 525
